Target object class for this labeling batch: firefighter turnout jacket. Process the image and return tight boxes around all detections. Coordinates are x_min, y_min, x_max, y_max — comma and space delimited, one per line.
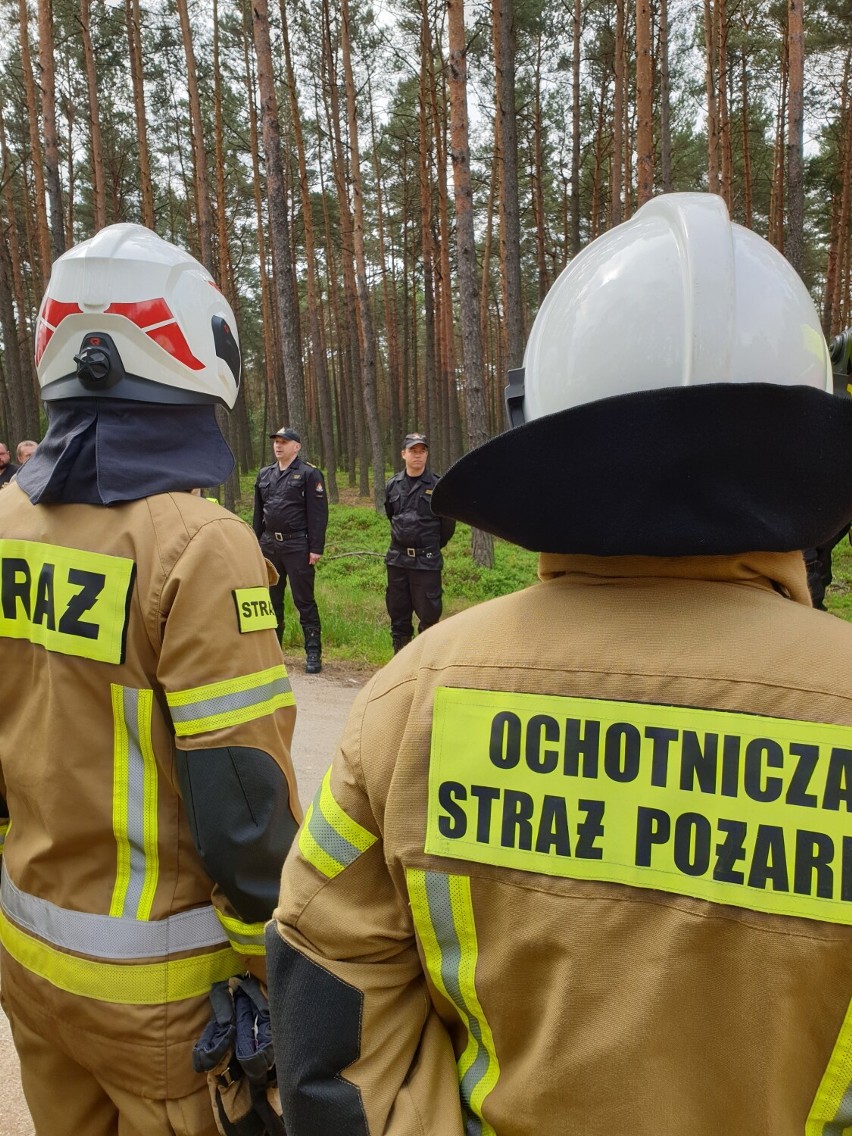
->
0, 484, 301, 1099
269, 551, 852, 1136
253, 456, 328, 556
384, 469, 455, 570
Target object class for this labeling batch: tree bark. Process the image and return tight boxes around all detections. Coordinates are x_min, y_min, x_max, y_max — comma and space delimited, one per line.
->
448, 0, 494, 566
125, 0, 155, 229
19, 0, 51, 286
340, 0, 385, 509
80, 0, 106, 232
252, 0, 306, 432
38, 0, 64, 256
636, 0, 654, 205
786, 0, 804, 273
493, 0, 524, 367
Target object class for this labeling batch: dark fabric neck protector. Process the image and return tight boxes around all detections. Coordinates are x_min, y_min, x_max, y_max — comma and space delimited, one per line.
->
17, 400, 235, 505
431, 383, 852, 557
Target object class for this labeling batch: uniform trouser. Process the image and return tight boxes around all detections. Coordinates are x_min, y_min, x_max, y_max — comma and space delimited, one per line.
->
7, 1010, 217, 1136
264, 538, 321, 643
386, 564, 443, 638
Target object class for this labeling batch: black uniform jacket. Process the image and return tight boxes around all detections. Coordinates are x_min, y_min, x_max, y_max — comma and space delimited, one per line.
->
253, 456, 328, 555
384, 469, 455, 570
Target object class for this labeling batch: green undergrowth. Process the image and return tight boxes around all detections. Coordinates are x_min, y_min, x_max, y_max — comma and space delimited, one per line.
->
825, 538, 852, 622
232, 475, 539, 667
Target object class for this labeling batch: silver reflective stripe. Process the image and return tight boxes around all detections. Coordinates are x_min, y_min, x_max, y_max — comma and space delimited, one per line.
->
306, 804, 363, 869
122, 686, 151, 917
168, 674, 292, 724
0, 871, 229, 960
421, 872, 491, 1136
823, 1088, 852, 1134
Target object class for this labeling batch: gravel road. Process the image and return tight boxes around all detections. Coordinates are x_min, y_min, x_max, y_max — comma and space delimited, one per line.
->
0, 662, 371, 1135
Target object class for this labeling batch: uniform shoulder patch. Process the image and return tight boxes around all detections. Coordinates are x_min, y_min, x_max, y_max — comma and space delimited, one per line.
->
233, 587, 278, 633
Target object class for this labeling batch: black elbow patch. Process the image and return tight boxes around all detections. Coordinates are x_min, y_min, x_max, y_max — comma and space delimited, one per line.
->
266, 926, 369, 1136
176, 746, 299, 924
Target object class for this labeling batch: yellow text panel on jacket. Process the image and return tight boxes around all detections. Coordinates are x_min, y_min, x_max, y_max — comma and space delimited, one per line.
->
0, 538, 134, 663
426, 687, 852, 925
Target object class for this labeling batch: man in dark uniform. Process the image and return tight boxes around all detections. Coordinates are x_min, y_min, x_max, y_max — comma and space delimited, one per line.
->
384, 432, 455, 653
253, 427, 328, 673
0, 442, 18, 489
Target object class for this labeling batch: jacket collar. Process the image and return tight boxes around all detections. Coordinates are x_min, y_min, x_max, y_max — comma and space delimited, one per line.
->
537, 550, 811, 607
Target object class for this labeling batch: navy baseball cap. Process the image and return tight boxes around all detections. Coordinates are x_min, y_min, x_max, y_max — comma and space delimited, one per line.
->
402, 433, 428, 449
270, 427, 301, 442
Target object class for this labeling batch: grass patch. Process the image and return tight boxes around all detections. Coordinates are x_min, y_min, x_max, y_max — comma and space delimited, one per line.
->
825, 536, 852, 621
234, 470, 852, 663
232, 475, 538, 667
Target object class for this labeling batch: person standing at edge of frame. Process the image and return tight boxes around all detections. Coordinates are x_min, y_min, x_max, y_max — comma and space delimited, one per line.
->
266, 193, 852, 1136
384, 432, 456, 654
0, 222, 300, 1136
253, 428, 328, 674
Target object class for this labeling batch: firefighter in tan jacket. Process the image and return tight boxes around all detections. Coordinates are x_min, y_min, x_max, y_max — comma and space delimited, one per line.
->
267, 194, 852, 1136
0, 225, 300, 1135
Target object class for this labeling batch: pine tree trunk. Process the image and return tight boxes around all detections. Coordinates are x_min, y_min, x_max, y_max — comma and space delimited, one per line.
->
38, 0, 64, 256
340, 0, 385, 509
19, 0, 51, 286
251, 0, 306, 432
80, 0, 106, 232
493, 0, 524, 367
659, 0, 672, 191
125, 0, 155, 229
321, 0, 368, 494
279, 0, 338, 500
571, 0, 582, 253
448, 0, 494, 567
740, 48, 753, 228
785, 0, 804, 273
636, 0, 654, 206
704, 0, 720, 194
612, 0, 625, 225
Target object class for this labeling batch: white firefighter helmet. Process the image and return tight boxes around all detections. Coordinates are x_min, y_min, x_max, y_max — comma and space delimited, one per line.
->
34, 224, 241, 409
506, 192, 831, 427
434, 191, 852, 558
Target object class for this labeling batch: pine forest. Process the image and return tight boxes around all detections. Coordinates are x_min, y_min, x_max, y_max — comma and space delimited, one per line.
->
0, 0, 848, 537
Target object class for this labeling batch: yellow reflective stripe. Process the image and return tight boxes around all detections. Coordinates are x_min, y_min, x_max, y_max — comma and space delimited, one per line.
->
297, 770, 378, 879
806, 995, 852, 1134
0, 822, 8, 855
407, 869, 500, 1136
109, 684, 132, 918
166, 665, 294, 738
0, 538, 134, 663
298, 803, 347, 879
215, 909, 267, 956
136, 689, 159, 921
317, 769, 376, 853
109, 687, 160, 920
0, 908, 242, 1005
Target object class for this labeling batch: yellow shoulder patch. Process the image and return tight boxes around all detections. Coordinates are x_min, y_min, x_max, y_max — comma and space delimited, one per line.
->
233, 587, 278, 633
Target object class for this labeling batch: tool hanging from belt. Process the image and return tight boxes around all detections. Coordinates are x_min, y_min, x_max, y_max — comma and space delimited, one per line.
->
193, 975, 287, 1135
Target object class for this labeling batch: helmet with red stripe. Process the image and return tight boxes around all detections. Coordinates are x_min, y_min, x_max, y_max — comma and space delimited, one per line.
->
35, 224, 241, 409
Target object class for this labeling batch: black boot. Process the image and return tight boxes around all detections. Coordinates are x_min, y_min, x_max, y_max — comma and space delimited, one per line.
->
392, 634, 412, 655
305, 633, 322, 674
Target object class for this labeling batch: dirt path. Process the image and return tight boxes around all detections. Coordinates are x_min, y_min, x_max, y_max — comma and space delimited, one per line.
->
0, 663, 371, 1135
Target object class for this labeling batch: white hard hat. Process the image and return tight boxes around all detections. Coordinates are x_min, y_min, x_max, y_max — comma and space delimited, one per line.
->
435, 192, 852, 558
506, 192, 831, 427
34, 224, 241, 409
